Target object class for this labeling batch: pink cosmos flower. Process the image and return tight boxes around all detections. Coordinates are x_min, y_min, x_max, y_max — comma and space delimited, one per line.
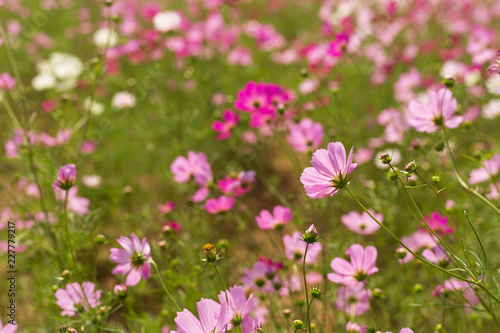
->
433, 278, 479, 305
468, 154, 500, 184
0, 72, 15, 91
212, 110, 239, 140
53, 164, 77, 190
54, 186, 90, 215
346, 321, 367, 333
341, 210, 382, 235
171, 298, 233, 333
0, 318, 16, 333
422, 212, 452, 236
328, 244, 378, 285
398, 230, 438, 263
283, 231, 323, 264
377, 108, 409, 143
328, 32, 349, 57
255, 206, 292, 230
217, 171, 255, 197
422, 246, 449, 267
300, 142, 357, 198
55, 282, 102, 317
287, 118, 324, 152
171, 151, 213, 186
241, 261, 276, 293
158, 201, 176, 214
203, 195, 235, 214
218, 286, 256, 331
109, 233, 152, 286
335, 283, 371, 316
407, 88, 463, 133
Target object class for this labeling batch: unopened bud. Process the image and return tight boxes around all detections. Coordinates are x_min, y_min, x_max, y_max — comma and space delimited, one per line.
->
443, 76, 455, 88
104, 0, 114, 6
310, 286, 322, 299
292, 319, 304, 329
300, 68, 308, 78
95, 234, 107, 245
158, 240, 167, 250
404, 161, 417, 175
372, 288, 383, 298
301, 224, 319, 244
217, 239, 230, 250
432, 174, 442, 182
379, 153, 392, 164
396, 247, 407, 259
413, 283, 424, 294
66, 328, 78, 333
283, 309, 292, 317
61, 270, 71, 278
203, 243, 218, 263
114, 284, 127, 299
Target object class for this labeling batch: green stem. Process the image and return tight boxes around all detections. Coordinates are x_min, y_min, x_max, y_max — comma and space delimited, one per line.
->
151, 260, 182, 311
64, 189, 79, 279
213, 263, 228, 303
443, 128, 500, 217
303, 243, 312, 333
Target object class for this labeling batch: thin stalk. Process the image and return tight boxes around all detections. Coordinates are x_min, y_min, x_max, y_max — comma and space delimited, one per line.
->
303, 243, 312, 333
64, 189, 79, 279
151, 260, 182, 311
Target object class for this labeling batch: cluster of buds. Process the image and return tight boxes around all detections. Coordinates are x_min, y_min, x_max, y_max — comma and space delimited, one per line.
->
202, 243, 220, 263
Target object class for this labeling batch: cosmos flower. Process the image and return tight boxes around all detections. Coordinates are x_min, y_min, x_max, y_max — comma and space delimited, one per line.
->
287, 118, 324, 152
328, 244, 378, 285
55, 282, 102, 317
255, 206, 292, 230
109, 233, 152, 286
283, 231, 323, 264
171, 298, 233, 333
300, 142, 357, 198
407, 88, 463, 133
202, 195, 235, 214
341, 210, 383, 235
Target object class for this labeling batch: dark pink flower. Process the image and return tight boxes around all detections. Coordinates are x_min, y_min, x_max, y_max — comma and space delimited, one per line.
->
407, 88, 463, 133
422, 212, 452, 236
109, 233, 152, 286
255, 205, 292, 230
300, 142, 357, 198
328, 244, 378, 285
203, 195, 235, 214
158, 201, 176, 214
212, 110, 239, 140
55, 282, 102, 317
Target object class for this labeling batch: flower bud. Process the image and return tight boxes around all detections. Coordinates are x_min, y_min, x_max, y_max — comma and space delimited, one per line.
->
53, 164, 77, 190
66, 328, 78, 333
61, 270, 71, 279
310, 286, 322, 299
217, 239, 230, 250
283, 309, 292, 317
292, 319, 304, 329
114, 284, 127, 299
432, 174, 442, 183
372, 288, 383, 298
404, 161, 417, 175
396, 247, 407, 259
443, 76, 455, 88
203, 243, 218, 263
300, 68, 308, 78
379, 153, 392, 165
158, 240, 167, 250
413, 283, 424, 294
95, 234, 108, 245
301, 224, 319, 244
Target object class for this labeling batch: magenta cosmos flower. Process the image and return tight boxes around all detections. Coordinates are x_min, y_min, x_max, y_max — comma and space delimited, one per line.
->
300, 142, 357, 198
255, 205, 292, 230
407, 88, 463, 133
0, 319, 17, 333
55, 281, 102, 317
341, 210, 383, 235
287, 118, 324, 152
328, 244, 378, 285
212, 109, 239, 140
203, 195, 235, 214
171, 298, 233, 333
283, 231, 323, 264
53, 164, 77, 190
171, 151, 212, 186
109, 233, 152, 286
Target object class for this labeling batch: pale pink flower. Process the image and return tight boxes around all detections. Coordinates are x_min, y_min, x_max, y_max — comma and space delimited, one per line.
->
241, 261, 276, 293
0, 73, 16, 91
255, 206, 292, 230
341, 210, 382, 235
54, 186, 90, 215
422, 246, 449, 267
328, 244, 378, 285
283, 231, 322, 264
346, 321, 367, 333
300, 142, 357, 198
0, 318, 16, 333
55, 282, 102, 317
109, 233, 152, 286
171, 298, 233, 333
171, 151, 213, 186
468, 154, 500, 184
203, 195, 235, 214
407, 88, 463, 133
335, 283, 371, 316
287, 118, 324, 152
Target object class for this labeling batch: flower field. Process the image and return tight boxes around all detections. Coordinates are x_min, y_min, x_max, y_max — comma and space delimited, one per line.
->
2, 0, 500, 332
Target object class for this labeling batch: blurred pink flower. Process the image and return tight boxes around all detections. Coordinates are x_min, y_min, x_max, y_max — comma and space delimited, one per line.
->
241, 261, 276, 293
341, 210, 382, 235
335, 283, 371, 316
422, 246, 449, 267
422, 212, 452, 236
52, 164, 76, 190
0, 72, 16, 91
171, 151, 213, 186
218, 285, 255, 330
287, 118, 324, 152
255, 205, 292, 230
407, 88, 463, 133
300, 142, 357, 198
468, 154, 500, 184
217, 171, 255, 197
109, 233, 152, 286
212, 109, 239, 140
171, 298, 233, 333
203, 195, 235, 214
346, 321, 367, 333
283, 231, 322, 264
55, 282, 102, 317
328, 244, 378, 285
158, 201, 176, 214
